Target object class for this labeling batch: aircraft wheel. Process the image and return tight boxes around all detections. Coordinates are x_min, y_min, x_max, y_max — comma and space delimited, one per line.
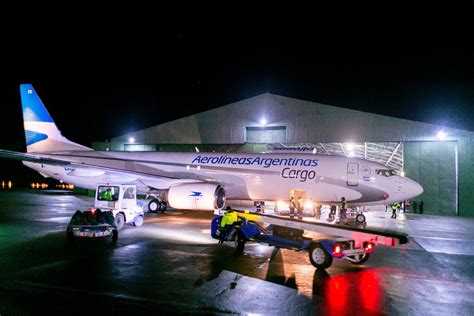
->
309, 243, 333, 269
159, 201, 167, 213
356, 214, 366, 223
148, 199, 160, 212
350, 253, 370, 264
115, 213, 125, 230
133, 215, 144, 227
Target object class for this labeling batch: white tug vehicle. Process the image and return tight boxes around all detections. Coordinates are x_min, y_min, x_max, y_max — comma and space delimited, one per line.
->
95, 184, 145, 229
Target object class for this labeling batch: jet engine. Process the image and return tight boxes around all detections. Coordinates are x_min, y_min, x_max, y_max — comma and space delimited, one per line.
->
168, 183, 226, 211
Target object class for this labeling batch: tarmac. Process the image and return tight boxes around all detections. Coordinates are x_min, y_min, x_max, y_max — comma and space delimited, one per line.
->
0, 191, 473, 315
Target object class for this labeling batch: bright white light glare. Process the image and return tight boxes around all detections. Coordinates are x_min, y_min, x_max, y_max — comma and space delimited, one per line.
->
401, 171, 405, 177
277, 200, 287, 210
346, 143, 354, 150
129, 137, 135, 143
260, 118, 267, 126
437, 131, 447, 141
305, 201, 314, 209
349, 151, 355, 157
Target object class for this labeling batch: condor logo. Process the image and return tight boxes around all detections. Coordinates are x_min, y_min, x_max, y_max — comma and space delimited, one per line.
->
190, 191, 202, 197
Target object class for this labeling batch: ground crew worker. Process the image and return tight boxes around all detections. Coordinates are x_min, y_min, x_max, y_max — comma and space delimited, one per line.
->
101, 188, 113, 201
412, 200, 418, 213
218, 208, 239, 244
289, 196, 296, 219
404, 199, 410, 213
315, 204, 322, 219
297, 196, 304, 220
340, 197, 347, 220
391, 202, 400, 219
328, 205, 337, 221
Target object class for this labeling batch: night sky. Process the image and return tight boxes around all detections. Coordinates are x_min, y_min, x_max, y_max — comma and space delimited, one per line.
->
0, 6, 473, 185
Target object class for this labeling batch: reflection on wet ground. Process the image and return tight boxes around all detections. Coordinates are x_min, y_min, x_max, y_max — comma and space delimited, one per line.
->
0, 191, 473, 315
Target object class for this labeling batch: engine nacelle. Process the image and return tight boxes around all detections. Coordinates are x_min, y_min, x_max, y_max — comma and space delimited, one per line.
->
168, 183, 226, 211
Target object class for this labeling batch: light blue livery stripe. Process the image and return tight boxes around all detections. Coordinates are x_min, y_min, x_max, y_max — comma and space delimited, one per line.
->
25, 130, 48, 146
20, 84, 54, 123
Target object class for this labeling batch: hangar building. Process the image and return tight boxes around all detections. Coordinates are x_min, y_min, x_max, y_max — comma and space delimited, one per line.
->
93, 93, 474, 217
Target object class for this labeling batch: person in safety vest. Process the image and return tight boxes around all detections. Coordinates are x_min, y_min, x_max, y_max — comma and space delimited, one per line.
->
340, 197, 347, 220
218, 207, 239, 244
297, 196, 304, 220
289, 196, 296, 219
391, 202, 400, 219
101, 188, 113, 201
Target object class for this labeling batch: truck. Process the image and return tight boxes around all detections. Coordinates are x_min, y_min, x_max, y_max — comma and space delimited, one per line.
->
95, 184, 145, 229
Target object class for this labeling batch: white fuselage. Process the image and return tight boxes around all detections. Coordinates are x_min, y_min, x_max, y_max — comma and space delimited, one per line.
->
24, 151, 423, 206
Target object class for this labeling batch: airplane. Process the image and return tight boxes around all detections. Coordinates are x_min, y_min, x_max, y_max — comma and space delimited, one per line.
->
0, 84, 423, 214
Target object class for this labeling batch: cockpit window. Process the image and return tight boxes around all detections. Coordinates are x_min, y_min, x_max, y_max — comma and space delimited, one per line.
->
375, 169, 397, 177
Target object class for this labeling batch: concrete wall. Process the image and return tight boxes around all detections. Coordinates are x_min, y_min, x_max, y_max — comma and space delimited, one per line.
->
110, 93, 474, 217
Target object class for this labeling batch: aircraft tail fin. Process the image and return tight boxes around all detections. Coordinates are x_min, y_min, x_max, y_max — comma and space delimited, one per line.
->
20, 84, 91, 153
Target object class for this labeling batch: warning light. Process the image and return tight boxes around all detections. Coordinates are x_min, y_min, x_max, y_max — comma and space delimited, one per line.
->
333, 244, 342, 256
363, 242, 374, 253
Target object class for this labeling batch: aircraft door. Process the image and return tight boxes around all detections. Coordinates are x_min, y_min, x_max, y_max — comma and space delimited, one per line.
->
121, 186, 136, 210
347, 162, 359, 186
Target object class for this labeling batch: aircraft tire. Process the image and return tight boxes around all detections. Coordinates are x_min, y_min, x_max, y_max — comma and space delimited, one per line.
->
356, 214, 366, 223
159, 201, 167, 213
115, 213, 125, 230
309, 243, 333, 269
148, 199, 159, 213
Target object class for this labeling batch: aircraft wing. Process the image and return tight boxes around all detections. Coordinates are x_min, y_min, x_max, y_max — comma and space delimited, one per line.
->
0, 149, 72, 165
0, 149, 204, 191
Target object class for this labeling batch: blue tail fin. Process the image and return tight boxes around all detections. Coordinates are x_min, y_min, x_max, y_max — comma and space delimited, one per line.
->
20, 84, 54, 124
20, 84, 90, 152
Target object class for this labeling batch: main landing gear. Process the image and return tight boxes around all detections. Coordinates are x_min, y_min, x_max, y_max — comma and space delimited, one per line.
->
148, 198, 167, 213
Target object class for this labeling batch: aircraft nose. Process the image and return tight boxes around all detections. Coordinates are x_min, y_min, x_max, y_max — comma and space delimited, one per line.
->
409, 179, 424, 198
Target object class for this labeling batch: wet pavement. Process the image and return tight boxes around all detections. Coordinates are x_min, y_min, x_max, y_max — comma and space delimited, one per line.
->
0, 191, 473, 315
